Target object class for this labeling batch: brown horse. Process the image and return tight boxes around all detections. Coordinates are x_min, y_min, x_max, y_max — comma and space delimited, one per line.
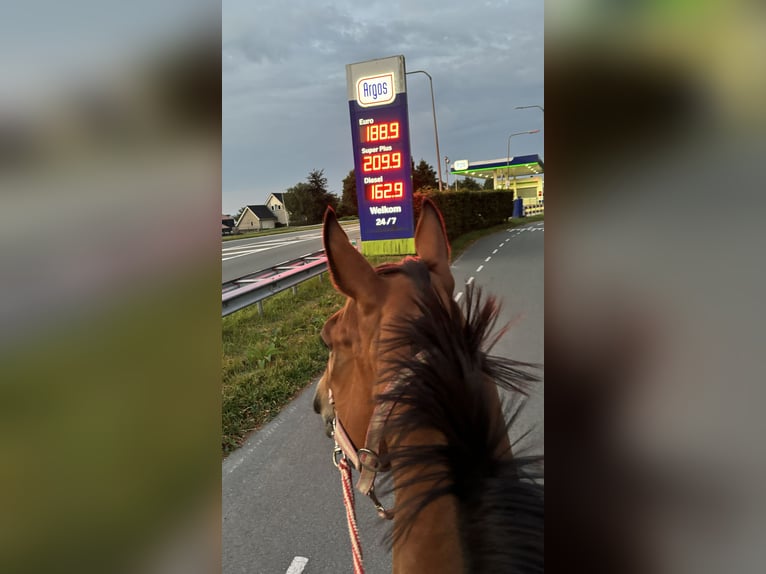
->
314, 199, 544, 573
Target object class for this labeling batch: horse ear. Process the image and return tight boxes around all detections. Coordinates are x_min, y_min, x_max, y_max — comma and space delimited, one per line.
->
415, 198, 454, 295
323, 206, 382, 304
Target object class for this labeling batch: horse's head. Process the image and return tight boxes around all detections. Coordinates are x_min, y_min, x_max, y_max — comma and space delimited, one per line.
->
312, 199, 454, 447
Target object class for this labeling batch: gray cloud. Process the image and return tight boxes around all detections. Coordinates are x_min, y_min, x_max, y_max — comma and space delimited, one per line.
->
223, 0, 543, 214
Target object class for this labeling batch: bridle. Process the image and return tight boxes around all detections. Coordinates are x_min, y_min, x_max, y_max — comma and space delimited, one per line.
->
325, 261, 437, 572
327, 261, 434, 522
329, 382, 398, 574
328, 348, 432, 574
329, 386, 395, 520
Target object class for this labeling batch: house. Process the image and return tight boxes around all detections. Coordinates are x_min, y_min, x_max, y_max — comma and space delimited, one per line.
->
265, 192, 289, 226
236, 205, 278, 232
222, 214, 236, 235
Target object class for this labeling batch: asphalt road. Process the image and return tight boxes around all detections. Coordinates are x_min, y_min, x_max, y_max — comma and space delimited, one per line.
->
449, 220, 545, 456
222, 224, 361, 283
222, 221, 544, 574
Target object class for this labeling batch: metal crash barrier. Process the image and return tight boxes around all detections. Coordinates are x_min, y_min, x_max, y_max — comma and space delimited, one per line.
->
222, 250, 328, 317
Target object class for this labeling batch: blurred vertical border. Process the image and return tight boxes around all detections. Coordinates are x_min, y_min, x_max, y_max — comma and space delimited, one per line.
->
547, 0, 766, 572
0, 2, 222, 573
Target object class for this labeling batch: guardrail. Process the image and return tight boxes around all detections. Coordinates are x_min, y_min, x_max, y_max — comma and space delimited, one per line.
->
222, 250, 328, 317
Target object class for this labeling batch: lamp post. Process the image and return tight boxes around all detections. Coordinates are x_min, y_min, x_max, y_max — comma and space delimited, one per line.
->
406, 70, 443, 192
515, 105, 544, 113
506, 129, 539, 191
515, 105, 544, 139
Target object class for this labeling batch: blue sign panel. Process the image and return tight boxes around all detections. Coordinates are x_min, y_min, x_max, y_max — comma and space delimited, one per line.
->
346, 57, 415, 254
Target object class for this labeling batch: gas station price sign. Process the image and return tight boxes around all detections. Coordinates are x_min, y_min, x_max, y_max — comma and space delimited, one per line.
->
346, 56, 415, 255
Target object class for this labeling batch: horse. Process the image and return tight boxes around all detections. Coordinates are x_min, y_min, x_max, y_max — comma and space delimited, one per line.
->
313, 199, 544, 573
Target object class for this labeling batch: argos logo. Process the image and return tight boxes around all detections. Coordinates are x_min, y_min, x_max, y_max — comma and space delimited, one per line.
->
356, 73, 395, 107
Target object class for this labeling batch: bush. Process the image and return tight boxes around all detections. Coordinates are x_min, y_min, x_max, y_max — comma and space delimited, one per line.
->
413, 190, 515, 241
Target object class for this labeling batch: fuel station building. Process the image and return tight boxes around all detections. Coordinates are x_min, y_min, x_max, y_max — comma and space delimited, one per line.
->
449, 153, 544, 208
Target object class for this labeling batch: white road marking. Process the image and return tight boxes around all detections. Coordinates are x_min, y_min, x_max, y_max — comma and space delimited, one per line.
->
221, 236, 319, 252
285, 556, 309, 574
498, 243, 504, 248
484, 257, 491, 262
223, 234, 321, 248
454, 292, 464, 303
222, 247, 274, 262
476, 265, 484, 273
492, 249, 498, 254
222, 237, 318, 261
466, 276, 475, 285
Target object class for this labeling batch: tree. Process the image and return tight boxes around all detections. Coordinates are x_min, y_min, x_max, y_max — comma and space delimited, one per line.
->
339, 169, 358, 217
307, 168, 328, 194
283, 169, 339, 225
483, 177, 495, 190
411, 158, 438, 192
234, 206, 247, 221
456, 176, 481, 191
283, 182, 313, 225
306, 168, 339, 217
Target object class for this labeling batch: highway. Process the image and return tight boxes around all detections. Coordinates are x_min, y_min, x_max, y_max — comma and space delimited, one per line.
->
222, 224, 361, 283
222, 221, 543, 574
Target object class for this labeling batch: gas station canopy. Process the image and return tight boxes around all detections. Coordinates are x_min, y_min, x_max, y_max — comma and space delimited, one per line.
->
450, 154, 544, 179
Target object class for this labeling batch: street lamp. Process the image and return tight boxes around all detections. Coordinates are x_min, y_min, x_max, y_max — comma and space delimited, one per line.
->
406, 70, 443, 192
515, 105, 544, 113
515, 106, 544, 138
506, 129, 539, 190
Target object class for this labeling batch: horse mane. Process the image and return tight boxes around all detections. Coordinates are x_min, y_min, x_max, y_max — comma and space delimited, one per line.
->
375, 262, 544, 573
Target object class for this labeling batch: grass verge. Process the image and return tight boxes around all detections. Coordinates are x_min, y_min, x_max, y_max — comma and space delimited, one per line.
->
222, 275, 344, 456
221, 213, 543, 455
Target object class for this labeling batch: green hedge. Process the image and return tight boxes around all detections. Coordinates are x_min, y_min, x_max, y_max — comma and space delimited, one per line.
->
413, 189, 515, 241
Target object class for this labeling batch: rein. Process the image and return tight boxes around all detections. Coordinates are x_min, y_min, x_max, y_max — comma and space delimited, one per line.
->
332, 421, 389, 574
337, 456, 364, 574
329, 388, 394, 520
329, 383, 397, 574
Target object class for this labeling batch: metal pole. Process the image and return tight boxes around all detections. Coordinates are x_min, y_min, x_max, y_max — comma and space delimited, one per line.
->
406, 70, 443, 192
507, 136, 511, 191
444, 156, 450, 190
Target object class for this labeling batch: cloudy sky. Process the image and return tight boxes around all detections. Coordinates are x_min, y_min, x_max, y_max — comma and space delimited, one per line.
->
222, 0, 544, 215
